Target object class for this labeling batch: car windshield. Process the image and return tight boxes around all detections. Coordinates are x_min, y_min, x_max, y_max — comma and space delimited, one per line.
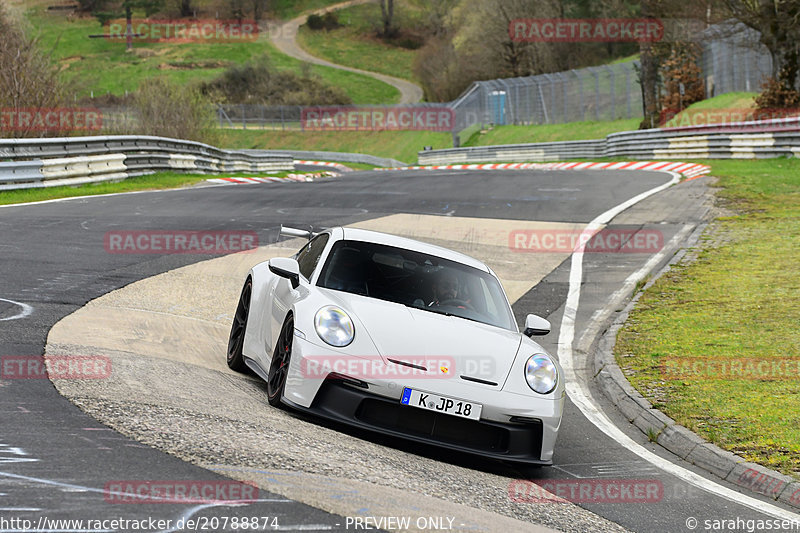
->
317, 239, 516, 331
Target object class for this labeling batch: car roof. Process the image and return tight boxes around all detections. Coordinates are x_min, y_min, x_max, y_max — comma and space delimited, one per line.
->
336, 227, 490, 272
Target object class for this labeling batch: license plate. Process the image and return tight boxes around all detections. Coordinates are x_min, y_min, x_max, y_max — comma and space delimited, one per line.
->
400, 388, 482, 421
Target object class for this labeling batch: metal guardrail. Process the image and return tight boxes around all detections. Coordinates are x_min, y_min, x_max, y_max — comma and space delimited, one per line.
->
0, 161, 45, 184
0, 135, 295, 191
418, 140, 604, 165
242, 149, 407, 168
4, 115, 798, 190
419, 117, 800, 165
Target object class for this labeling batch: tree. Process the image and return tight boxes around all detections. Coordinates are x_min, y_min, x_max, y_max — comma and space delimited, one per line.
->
660, 43, 705, 116
128, 78, 217, 143
725, 0, 800, 102
421, 0, 458, 37
379, 0, 396, 38
249, 0, 268, 21
93, 0, 164, 51
637, 0, 660, 128
451, 0, 563, 79
635, 0, 728, 128
0, 5, 65, 137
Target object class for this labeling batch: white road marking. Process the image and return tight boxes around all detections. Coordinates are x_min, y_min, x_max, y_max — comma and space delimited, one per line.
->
558, 171, 800, 521
0, 298, 33, 321
576, 224, 694, 350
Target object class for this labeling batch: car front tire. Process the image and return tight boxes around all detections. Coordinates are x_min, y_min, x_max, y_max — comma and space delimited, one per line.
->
226, 278, 252, 372
267, 314, 293, 407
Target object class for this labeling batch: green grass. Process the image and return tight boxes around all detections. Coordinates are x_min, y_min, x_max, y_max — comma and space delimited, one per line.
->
217, 129, 451, 163
269, 0, 345, 20
664, 92, 759, 127
0, 172, 205, 205
26, 9, 400, 104
296, 2, 419, 83
461, 93, 765, 146
664, 92, 757, 128
0, 170, 313, 205
607, 53, 640, 65
615, 158, 800, 479
463, 118, 641, 146
679, 92, 757, 111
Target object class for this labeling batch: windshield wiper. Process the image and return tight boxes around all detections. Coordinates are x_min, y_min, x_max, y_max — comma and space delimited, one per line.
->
406, 303, 482, 324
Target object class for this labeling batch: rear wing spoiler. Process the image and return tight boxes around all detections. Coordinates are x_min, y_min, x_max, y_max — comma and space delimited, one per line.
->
279, 225, 320, 240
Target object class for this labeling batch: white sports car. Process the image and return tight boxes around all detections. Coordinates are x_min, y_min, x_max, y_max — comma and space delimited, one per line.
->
227, 226, 564, 464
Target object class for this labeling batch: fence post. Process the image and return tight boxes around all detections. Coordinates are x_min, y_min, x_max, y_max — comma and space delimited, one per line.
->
500, 79, 513, 125
538, 78, 549, 124
626, 66, 632, 119
572, 70, 584, 122
593, 68, 600, 121
606, 65, 616, 120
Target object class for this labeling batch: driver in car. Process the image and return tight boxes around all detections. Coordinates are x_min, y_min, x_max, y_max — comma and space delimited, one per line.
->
429, 270, 466, 307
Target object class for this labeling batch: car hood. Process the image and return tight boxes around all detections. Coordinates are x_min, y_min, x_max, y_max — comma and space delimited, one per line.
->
321, 289, 522, 385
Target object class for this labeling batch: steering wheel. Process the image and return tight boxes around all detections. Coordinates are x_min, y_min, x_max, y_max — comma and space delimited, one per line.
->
437, 298, 474, 310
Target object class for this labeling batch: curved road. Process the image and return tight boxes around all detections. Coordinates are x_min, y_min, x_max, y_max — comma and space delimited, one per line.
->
0, 169, 798, 532
269, 0, 425, 104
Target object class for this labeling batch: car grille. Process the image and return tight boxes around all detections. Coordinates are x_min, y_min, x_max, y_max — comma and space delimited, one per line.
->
310, 379, 545, 460
357, 398, 509, 452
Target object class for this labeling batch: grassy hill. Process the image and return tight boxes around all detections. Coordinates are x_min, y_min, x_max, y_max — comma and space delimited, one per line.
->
25, 6, 400, 103
270, 0, 345, 19
295, 1, 420, 83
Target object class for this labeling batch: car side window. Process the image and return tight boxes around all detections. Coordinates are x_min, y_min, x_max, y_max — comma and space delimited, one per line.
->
296, 234, 330, 281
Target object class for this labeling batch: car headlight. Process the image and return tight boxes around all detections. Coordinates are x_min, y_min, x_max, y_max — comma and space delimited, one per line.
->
314, 306, 354, 347
524, 354, 557, 394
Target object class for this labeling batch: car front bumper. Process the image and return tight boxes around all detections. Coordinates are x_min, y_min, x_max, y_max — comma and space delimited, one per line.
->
283, 334, 563, 463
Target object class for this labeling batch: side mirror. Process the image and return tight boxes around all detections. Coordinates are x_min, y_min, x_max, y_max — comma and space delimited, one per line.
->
523, 314, 551, 337
269, 257, 301, 289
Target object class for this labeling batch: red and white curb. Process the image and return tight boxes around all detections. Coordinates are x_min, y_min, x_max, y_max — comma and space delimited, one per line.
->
205, 160, 353, 185
206, 171, 338, 186
295, 160, 353, 172
376, 161, 711, 179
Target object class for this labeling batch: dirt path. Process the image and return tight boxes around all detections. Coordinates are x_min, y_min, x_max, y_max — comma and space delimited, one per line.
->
270, 0, 424, 104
